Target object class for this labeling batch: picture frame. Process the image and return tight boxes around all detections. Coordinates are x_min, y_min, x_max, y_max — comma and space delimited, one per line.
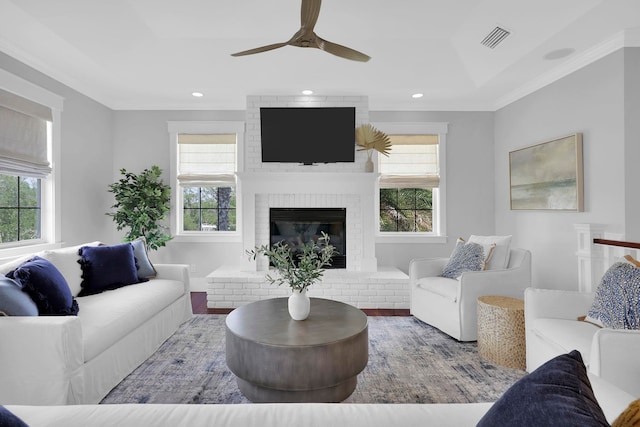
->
509, 133, 583, 211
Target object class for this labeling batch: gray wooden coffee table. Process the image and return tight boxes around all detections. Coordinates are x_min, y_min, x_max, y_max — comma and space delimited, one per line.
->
225, 297, 368, 403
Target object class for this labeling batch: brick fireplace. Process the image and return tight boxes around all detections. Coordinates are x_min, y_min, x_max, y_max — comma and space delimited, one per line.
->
239, 94, 377, 273
206, 95, 409, 310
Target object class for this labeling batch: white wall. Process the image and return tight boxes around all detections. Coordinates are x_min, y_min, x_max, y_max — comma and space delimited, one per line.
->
494, 49, 628, 290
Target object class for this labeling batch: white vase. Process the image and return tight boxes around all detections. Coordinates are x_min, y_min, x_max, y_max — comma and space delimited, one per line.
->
288, 288, 310, 320
365, 151, 374, 172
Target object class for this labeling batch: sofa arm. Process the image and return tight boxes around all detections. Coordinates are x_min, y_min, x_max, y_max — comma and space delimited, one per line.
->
153, 264, 190, 292
524, 288, 594, 323
0, 316, 83, 405
589, 328, 640, 397
408, 258, 448, 285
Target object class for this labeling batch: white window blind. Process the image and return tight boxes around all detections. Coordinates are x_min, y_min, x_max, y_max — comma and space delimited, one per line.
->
177, 133, 236, 186
379, 134, 439, 189
0, 88, 52, 178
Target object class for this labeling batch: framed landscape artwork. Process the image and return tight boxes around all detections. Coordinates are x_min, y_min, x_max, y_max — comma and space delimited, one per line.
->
509, 133, 583, 211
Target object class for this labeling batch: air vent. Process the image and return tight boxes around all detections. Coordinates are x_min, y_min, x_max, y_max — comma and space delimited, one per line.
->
481, 26, 511, 49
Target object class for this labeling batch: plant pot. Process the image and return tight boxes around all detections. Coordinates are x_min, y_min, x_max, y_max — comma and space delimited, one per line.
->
288, 288, 310, 320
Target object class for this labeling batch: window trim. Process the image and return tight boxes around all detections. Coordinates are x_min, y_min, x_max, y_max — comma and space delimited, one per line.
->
168, 121, 244, 243
372, 122, 448, 243
0, 69, 63, 256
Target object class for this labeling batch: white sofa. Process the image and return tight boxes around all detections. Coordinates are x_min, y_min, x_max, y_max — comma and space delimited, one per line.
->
409, 248, 531, 341
525, 287, 640, 397
3, 372, 636, 427
0, 242, 193, 405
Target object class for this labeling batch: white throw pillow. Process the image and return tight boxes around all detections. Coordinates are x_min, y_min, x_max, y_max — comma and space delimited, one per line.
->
40, 241, 102, 297
468, 235, 512, 270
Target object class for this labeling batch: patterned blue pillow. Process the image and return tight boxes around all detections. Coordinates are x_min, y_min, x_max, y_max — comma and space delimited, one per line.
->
588, 261, 640, 329
441, 239, 487, 279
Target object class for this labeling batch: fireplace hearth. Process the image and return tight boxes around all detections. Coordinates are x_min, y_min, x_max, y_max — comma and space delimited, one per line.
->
269, 208, 346, 269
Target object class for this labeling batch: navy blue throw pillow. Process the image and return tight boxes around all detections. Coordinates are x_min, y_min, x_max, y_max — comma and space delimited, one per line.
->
7, 256, 78, 316
0, 405, 28, 427
476, 350, 608, 427
78, 243, 146, 296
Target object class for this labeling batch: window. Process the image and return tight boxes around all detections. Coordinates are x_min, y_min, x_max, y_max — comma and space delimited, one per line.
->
374, 122, 447, 239
0, 175, 41, 243
168, 121, 244, 240
0, 76, 62, 250
178, 133, 237, 232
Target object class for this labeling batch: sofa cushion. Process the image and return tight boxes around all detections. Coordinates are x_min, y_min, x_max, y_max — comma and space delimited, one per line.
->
7, 256, 79, 316
77, 278, 185, 362
78, 243, 146, 297
416, 277, 458, 302
0, 405, 28, 427
588, 261, 640, 329
468, 235, 512, 270
38, 242, 103, 297
0, 277, 38, 316
477, 350, 609, 427
528, 318, 599, 366
441, 238, 491, 279
130, 237, 156, 279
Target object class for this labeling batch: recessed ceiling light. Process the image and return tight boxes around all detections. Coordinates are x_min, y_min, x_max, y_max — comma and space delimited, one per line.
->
192, 92, 204, 97
302, 89, 314, 95
412, 93, 424, 99
543, 48, 575, 60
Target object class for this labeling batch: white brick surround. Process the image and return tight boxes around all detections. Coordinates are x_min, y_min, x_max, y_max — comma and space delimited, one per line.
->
206, 95, 409, 309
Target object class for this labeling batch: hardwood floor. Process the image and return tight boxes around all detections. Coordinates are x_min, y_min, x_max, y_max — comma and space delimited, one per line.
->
189, 292, 410, 316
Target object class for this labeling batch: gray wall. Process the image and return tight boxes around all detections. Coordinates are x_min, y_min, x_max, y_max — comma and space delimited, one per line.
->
371, 111, 496, 271
3, 47, 637, 292
494, 49, 629, 290
0, 52, 115, 247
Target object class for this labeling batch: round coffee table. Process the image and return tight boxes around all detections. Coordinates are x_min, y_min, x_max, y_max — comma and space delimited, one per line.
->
225, 297, 368, 403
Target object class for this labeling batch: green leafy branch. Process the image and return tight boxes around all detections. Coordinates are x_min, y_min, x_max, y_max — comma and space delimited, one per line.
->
247, 231, 336, 292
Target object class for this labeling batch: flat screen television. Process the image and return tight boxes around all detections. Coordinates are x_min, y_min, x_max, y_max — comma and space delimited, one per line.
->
260, 107, 355, 165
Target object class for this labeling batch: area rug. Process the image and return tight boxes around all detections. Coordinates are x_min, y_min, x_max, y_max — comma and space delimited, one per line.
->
101, 314, 526, 404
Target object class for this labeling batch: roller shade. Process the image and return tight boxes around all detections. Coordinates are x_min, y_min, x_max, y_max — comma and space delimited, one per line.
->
0, 88, 52, 178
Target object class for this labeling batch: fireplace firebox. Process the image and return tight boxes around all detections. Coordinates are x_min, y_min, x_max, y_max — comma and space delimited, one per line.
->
269, 208, 346, 269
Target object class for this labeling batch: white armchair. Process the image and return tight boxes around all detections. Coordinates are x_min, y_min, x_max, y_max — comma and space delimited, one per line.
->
525, 287, 640, 397
409, 248, 531, 342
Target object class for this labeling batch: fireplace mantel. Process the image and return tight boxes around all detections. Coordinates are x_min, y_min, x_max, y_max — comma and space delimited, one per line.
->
237, 172, 380, 194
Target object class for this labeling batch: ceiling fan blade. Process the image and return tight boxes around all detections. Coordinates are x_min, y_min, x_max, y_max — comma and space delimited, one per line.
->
316, 36, 371, 62
300, 0, 322, 32
231, 42, 288, 57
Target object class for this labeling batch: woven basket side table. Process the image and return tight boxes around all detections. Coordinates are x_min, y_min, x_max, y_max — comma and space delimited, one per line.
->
477, 295, 526, 370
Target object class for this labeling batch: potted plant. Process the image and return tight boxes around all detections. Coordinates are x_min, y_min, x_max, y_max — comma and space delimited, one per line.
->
355, 124, 392, 172
107, 165, 172, 251
247, 231, 336, 320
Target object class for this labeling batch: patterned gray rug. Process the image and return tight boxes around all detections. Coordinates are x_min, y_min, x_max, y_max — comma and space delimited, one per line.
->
101, 314, 526, 404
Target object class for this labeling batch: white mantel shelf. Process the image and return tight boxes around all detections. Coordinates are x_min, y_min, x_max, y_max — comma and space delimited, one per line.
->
237, 172, 380, 194
206, 265, 409, 310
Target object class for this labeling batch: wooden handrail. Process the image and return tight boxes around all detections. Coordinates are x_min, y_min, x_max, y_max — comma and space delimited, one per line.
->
593, 238, 640, 250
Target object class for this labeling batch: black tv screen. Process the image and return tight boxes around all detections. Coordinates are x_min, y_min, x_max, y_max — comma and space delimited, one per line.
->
260, 107, 355, 165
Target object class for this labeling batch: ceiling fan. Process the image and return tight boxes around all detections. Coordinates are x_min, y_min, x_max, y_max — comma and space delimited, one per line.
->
231, 0, 370, 62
